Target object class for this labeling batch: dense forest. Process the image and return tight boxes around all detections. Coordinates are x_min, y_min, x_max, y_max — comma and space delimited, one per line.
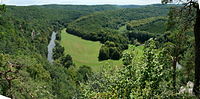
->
0, 2, 199, 98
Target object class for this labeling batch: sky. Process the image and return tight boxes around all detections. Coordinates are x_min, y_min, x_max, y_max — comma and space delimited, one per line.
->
2, 0, 161, 6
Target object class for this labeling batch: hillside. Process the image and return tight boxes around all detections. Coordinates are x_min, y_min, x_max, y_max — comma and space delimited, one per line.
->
126, 16, 167, 34
66, 5, 171, 47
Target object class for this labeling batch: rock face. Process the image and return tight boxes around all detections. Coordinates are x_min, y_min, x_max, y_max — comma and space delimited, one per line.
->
0, 95, 10, 99
199, 0, 200, 9
176, 62, 182, 69
179, 81, 194, 95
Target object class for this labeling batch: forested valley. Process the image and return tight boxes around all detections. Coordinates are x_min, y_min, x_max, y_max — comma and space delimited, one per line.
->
0, 1, 199, 98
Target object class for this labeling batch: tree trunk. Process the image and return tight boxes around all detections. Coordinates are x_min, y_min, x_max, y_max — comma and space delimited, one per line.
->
194, 8, 200, 96
172, 57, 177, 93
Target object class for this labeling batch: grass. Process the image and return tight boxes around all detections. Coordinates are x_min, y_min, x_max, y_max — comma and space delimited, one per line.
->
61, 29, 123, 72
123, 45, 144, 62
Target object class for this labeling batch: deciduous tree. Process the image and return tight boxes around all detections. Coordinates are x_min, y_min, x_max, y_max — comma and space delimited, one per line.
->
162, 0, 200, 95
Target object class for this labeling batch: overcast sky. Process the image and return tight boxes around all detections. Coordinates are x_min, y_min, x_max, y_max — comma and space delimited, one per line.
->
2, 0, 161, 6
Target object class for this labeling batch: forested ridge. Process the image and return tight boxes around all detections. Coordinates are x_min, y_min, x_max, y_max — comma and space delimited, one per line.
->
0, 3, 199, 98
66, 5, 170, 42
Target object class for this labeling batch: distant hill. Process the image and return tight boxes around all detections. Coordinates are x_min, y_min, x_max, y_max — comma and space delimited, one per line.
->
66, 5, 171, 44
117, 5, 144, 8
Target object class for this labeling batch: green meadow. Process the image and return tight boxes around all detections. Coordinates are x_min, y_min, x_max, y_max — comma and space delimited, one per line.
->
60, 29, 123, 71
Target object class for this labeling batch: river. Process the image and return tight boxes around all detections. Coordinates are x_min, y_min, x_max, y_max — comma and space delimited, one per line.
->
47, 31, 57, 63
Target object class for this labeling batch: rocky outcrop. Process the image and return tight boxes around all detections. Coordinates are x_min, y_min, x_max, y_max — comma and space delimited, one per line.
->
179, 81, 194, 95
0, 95, 10, 99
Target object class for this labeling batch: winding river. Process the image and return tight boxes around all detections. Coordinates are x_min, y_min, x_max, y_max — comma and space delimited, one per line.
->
47, 31, 57, 63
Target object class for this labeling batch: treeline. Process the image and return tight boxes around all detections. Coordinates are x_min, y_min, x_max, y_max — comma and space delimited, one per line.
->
125, 30, 154, 43
98, 41, 128, 60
